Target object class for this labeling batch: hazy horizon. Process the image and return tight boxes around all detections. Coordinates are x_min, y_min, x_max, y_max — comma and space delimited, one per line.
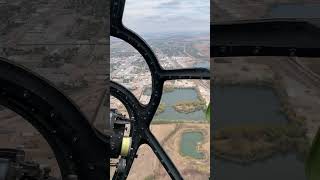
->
110, 31, 209, 42
122, 0, 209, 36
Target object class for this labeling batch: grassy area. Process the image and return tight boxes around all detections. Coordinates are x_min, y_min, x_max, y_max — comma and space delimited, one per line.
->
151, 120, 206, 124
173, 99, 206, 113
215, 120, 309, 163
155, 103, 166, 115
213, 78, 311, 163
163, 85, 175, 93
144, 175, 155, 180
206, 103, 211, 123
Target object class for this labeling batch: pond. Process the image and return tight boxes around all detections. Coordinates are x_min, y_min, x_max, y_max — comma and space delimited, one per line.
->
152, 88, 206, 122
213, 85, 306, 179
180, 131, 204, 159
213, 85, 288, 128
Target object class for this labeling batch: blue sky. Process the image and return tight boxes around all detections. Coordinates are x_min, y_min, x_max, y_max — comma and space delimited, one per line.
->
122, 0, 209, 35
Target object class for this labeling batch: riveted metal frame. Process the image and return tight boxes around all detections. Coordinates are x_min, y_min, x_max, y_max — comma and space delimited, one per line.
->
2, 1, 318, 180
110, 0, 210, 179
0, 58, 109, 180
212, 19, 320, 57
211, 17, 320, 180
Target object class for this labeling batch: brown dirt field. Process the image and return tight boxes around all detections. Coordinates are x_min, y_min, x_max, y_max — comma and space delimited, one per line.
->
124, 123, 210, 180
124, 124, 177, 180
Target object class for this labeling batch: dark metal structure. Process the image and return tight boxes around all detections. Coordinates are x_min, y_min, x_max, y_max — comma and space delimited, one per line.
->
212, 17, 320, 180
0, 58, 109, 179
0, 0, 209, 179
5, 0, 319, 179
0, 148, 58, 179
110, 0, 209, 179
212, 19, 320, 57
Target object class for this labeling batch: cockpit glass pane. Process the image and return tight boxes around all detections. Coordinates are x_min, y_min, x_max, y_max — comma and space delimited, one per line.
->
123, 0, 210, 70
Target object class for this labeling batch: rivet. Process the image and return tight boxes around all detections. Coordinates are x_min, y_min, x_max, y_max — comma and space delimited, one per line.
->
72, 137, 78, 143
23, 91, 29, 98
67, 174, 78, 180
50, 112, 55, 118
88, 164, 95, 170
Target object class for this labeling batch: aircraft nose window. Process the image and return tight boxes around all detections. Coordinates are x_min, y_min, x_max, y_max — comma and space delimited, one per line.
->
0, 108, 61, 179
128, 144, 171, 179
111, 0, 210, 178
122, 0, 210, 70
111, 37, 152, 105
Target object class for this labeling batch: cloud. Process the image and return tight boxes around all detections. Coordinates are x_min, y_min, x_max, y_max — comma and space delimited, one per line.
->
123, 0, 209, 35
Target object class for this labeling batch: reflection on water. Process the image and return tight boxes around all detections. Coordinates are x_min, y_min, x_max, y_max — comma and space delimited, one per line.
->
180, 132, 204, 159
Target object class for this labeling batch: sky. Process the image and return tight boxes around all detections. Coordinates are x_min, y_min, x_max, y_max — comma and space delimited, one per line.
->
122, 0, 210, 35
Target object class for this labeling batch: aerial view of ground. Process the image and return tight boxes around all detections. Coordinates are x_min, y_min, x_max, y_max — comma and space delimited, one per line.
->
0, 0, 109, 178
110, 32, 210, 179
0, 0, 109, 120
0, 108, 61, 177
212, 1, 320, 179
126, 123, 210, 180
213, 59, 320, 180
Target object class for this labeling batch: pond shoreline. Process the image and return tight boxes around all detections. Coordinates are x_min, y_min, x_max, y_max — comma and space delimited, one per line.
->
179, 131, 205, 159
153, 87, 207, 121
214, 75, 309, 164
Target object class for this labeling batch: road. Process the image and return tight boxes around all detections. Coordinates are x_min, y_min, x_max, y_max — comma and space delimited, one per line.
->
270, 59, 320, 91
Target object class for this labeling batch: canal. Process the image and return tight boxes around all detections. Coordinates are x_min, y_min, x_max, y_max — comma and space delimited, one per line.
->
213, 85, 306, 180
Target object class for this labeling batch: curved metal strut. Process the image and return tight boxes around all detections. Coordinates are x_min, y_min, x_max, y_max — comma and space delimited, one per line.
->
110, 0, 210, 179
